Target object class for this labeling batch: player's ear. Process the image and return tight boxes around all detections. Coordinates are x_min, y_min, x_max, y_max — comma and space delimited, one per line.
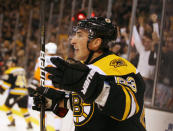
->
89, 38, 102, 51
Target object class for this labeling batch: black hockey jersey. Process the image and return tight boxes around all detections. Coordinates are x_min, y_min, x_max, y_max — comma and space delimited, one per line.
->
69, 52, 146, 131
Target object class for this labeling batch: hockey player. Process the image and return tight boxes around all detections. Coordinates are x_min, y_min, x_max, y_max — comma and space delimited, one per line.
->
30, 17, 146, 131
0, 57, 33, 129
28, 42, 64, 131
30, 42, 60, 89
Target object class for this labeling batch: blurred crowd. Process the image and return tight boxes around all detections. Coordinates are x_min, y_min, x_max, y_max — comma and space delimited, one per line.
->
0, 0, 173, 111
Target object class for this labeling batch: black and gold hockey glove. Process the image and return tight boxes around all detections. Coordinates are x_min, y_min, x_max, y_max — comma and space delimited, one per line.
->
45, 57, 104, 103
31, 86, 68, 117
28, 79, 40, 96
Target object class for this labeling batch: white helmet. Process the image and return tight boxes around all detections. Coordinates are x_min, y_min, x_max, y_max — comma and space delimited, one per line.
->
45, 42, 57, 54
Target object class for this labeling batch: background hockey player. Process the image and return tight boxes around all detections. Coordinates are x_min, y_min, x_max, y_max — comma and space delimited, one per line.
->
28, 42, 64, 131
0, 57, 33, 129
30, 17, 146, 131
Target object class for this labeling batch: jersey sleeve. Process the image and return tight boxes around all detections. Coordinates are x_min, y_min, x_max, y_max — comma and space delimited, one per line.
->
0, 74, 16, 90
95, 73, 145, 121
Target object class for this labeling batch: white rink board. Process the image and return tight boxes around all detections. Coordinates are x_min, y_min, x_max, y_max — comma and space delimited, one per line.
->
145, 108, 173, 131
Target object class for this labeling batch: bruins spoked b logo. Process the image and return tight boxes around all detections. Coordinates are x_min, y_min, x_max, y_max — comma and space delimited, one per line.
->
72, 93, 94, 126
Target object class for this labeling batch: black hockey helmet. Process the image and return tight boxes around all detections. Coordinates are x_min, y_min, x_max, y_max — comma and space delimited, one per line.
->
72, 17, 117, 63
73, 17, 117, 52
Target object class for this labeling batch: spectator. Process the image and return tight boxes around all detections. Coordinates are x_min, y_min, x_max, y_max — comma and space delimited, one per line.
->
133, 26, 156, 101
110, 42, 121, 55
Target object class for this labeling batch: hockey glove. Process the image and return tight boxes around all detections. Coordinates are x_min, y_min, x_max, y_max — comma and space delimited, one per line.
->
32, 87, 68, 117
28, 79, 40, 96
45, 57, 105, 103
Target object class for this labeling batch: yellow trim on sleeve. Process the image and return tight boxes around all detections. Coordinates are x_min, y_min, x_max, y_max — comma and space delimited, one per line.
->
110, 85, 131, 121
10, 88, 28, 95
2, 81, 11, 89
125, 87, 139, 113
140, 106, 146, 129
4, 67, 23, 74
110, 116, 122, 121
121, 85, 131, 120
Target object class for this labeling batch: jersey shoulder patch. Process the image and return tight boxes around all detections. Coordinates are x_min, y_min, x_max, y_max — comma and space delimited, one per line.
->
92, 54, 137, 75
110, 58, 127, 68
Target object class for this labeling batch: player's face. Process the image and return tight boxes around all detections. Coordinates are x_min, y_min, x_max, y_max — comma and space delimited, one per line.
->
70, 29, 90, 61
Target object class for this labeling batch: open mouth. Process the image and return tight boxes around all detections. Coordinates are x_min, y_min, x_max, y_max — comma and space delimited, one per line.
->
74, 48, 79, 52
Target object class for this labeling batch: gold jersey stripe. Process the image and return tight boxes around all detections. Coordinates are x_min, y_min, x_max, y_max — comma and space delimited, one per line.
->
2, 81, 11, 89
10, 88, 28, 95
110, 85, 131, 121
121, 85, 131, 120
125, 87, 139, 113
5, 67, 25, 74
140, 106, 146, 129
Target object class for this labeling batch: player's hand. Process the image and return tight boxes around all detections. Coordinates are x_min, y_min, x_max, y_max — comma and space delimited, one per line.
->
45, 57, 105, 103
32, 87, 68, 117
32, 87, 65, 109
32, 95, 58, 111
27, 79, 40, 96
29, 85, 66, 104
